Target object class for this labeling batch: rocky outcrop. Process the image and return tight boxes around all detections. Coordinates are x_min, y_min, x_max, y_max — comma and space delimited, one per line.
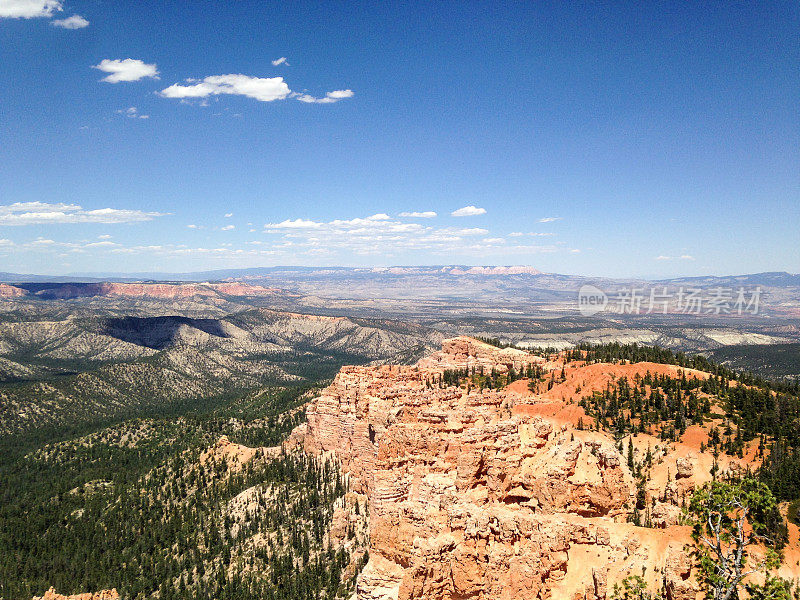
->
33, 588, 119, 600
0, 283, 28, 298
298, 337, 775, 599
418, 336, 543, 373
200, 435, 281, 471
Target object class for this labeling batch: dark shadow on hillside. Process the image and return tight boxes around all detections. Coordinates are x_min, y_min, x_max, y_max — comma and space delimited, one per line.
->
100, 316, 230, 350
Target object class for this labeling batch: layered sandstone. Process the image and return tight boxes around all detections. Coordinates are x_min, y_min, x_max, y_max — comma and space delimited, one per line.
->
296, 337, 799, 600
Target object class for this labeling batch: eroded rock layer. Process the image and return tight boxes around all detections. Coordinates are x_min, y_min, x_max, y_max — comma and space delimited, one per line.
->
294, 337, 799, 600
33, 588, 119, 600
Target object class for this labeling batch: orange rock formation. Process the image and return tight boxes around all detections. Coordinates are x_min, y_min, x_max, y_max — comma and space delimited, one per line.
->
293, 336, 800, 600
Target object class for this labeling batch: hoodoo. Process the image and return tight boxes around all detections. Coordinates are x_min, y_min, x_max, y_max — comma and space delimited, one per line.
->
294, 337, 800, 600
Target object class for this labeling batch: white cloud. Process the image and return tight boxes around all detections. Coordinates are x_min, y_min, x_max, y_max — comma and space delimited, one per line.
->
51, 13, 87, 28
83, 240, 118, 248
98, 234, 112, 239
0, 202, 166, 225
224, 213, 233, 218
161, 74, 291, 102
271, 57, 288, 66
538, 217, 561, 223
221, 224, 235, 231
656, 254, 694, 261
451, 205, 486, 217
4, 208, 570, 263
257, 213, 553, 259
0, 0, 61, 18
160, 72, 353, 106
266, 218, 324, 229
295, 89, 354, 104
117, 106, 149, 119
94, 59, 159, 83
399, 211, 437, 218
507, 231, 557, 238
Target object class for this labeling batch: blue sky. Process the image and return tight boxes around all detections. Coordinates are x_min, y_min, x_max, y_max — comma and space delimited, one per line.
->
1, 1, 797, 278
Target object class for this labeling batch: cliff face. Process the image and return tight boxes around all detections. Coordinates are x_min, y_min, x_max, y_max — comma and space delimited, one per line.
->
295, 337, 797, 600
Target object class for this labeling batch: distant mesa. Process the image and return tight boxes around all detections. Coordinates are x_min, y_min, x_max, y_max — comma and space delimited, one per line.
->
446, 265, 543, 275
366, 265, 544, 275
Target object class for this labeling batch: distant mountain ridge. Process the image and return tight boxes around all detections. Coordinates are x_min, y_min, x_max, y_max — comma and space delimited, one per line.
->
0, 307, 442, 437
0, 281, 283, 300
1, 267, 798, 287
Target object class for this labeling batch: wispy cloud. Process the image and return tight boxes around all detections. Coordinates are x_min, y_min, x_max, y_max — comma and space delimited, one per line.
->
221, 224, 235, 231
509, 231, 556, 238
399, 211, 437, 218
454, 228, 488, 236
259, 213, 553, 258
538, 217, 561, 223
116, 106, 149, 119
295, 89, 354, 104
94, 59, 159, 83
451, 205, 486, 217
0, 0, 61, 18
655, 254, 694, 261
0, 202, 166, 225
224, 213, 233, 218
0, 210, 565, 264
271, 57, 288, 66
51, 13, 87, 28
83, 240, 118, 248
